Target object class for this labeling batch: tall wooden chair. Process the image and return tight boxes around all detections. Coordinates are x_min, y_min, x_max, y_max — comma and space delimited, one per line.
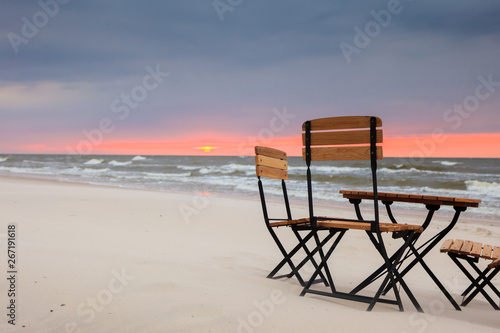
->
255, 146, 336, 287
300, 116, 424, 311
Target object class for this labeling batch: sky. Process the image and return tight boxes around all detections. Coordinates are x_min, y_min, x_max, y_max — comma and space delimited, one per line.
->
1, 0, 499, 157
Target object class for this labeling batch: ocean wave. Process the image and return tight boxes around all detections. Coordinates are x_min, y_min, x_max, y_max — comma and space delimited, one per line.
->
109, 160, 132, 166
143, 172, 191, 180
432, 160, 462, 166
82, 168, 111, 174
0, 166, 53, 175
0, 157, 10, 162
309, 166, 366, 174
466, 180, 500, 197
379, 167, 422, 174
177, 165, 199, 171
198, 164, 254, 175
85, 158, 104, 165
132, 155, 147, 161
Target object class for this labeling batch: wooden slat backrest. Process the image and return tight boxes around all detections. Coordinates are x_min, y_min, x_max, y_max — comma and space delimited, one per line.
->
256, 165, 288, 180
303, 146, 383, 161
255, 146, 286, 159
302, 130, 383, 146
255, 146, 288, 180
302, 116, 382, 131
303, 116, 383, 161
255, 155, 288, 170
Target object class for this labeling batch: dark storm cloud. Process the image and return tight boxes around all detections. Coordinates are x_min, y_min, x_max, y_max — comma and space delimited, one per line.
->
0, 0, 499, 145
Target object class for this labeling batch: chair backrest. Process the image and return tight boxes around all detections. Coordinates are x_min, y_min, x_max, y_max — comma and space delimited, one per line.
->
255, 146, 292, 224
302, 116, 383, 161
302, 116, 383, 230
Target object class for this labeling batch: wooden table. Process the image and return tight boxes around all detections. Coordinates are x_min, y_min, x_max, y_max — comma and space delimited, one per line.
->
339, 190, 481, 310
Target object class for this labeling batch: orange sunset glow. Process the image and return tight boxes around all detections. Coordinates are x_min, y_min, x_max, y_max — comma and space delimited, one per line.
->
9, 132, 499, 158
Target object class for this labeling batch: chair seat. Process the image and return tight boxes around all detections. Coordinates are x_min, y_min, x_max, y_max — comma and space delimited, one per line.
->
440, 239, 500, 310
440, 239, 500, 261
317, 220, 423, 233
268, 218, 311, 227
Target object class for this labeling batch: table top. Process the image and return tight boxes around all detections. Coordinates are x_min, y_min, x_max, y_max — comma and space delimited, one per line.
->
340, 190, 481, 208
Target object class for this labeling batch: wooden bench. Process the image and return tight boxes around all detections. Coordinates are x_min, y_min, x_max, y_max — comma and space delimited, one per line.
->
440, 239, 500, 309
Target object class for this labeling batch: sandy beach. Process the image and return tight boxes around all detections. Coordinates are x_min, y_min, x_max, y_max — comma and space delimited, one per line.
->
1, 175, 499, 333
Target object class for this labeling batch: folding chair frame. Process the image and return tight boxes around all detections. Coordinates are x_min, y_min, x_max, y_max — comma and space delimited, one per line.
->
300, 116, 423, 312
256, 147, 334, 287
447, 252, 500, 310
349, 202, 464, 311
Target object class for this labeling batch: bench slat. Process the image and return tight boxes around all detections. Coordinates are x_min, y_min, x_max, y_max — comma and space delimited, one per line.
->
492, 246, 500, 260
255, 155, 288, 170
316, 221, 423, 233
450, 239, 464, 253
269, 218, 310, 227
440, 239, 454, 253
459, 240, 474, 255
481, 244, 493, 259
256, 165, 288, 180
470, 242, 483, 257
255, 146, 286, 159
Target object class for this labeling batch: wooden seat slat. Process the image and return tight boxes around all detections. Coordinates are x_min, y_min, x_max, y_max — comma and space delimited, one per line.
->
459, 240, 474, 255
269, 218, 310, 227
454, 197, 482, 204
450, 239, 464, 253
316, 220, 423, 233
440, 239, 454, 253
492, 246, 500, 260
481, 244, 493, 259
470, 242, 483, 257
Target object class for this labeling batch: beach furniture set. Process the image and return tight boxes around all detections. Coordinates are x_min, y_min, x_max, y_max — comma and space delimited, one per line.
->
255, 116, 497, 312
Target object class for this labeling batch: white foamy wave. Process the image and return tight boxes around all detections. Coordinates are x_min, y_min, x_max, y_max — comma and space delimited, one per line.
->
199, 167, 215, 174
288, 166, 308, 173
82, 168, 111, 174
223, 163, 255, 173
85, 159, 104, 165
433, 161, 462, 166
0, 166, 54, 175
143, 172, 191, 180
466, 180, 500, 197
132, 155, 147, 161
177, 165, 199, 171
312, 166, 365, 174
109, 160, 132, 166
0, 157, 9, 162
199, 164, 253, 175
380, 167, 421, 174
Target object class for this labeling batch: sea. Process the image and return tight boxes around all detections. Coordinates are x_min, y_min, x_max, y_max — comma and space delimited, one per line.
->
0, 154, 499, 221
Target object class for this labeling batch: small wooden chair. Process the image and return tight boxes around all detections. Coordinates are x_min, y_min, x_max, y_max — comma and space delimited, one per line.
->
440, 239, 500, 309
255, 146, 335, 287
